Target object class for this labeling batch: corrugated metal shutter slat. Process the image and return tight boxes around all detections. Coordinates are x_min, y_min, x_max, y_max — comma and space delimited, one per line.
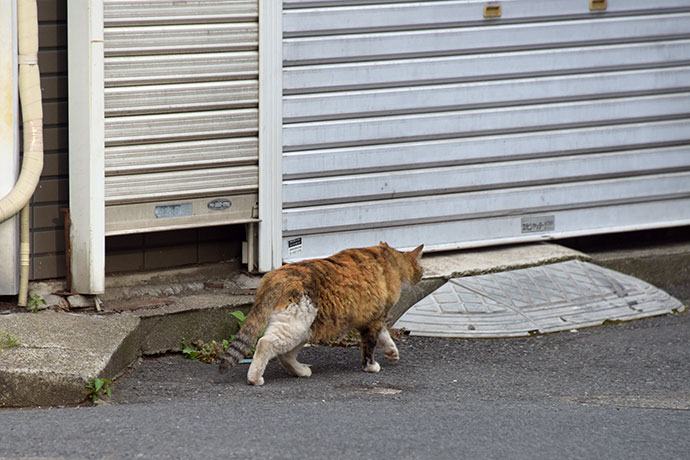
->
105, 80, 258, 116
105, 52, 258, 87
105, 108, 258, 146
283, 148, 690, 207
284, 66, 690, 122
105, 166, 259, 205
284, 93, 690, 150
283, 120, 690, 179
284, 13, 690, 64
284, 39, 690, 93
284, 0, 690, 36
105, 138, 258, 175
105, 23, 258, 56
104, 0, 257, 25
284, 173, 690, 235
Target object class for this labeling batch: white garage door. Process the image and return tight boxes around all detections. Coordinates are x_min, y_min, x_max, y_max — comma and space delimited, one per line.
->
281, 0, 690, 261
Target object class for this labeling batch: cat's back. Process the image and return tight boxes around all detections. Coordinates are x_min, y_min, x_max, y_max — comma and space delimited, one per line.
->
274, 245, 394, 285
275, 246, 402, 309
256, 246, 397, 307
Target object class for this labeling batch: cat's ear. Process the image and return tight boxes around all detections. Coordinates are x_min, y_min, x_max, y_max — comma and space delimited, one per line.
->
408, 244, 424, 262
379, 241, 390, 248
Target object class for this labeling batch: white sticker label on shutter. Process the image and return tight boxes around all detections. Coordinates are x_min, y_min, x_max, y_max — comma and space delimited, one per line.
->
287, 237, 303, 255
155, 203, 193, 219
521, 215, 555, 233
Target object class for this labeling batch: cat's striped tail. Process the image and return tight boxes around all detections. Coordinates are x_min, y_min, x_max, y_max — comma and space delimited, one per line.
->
218, 286, 281, 374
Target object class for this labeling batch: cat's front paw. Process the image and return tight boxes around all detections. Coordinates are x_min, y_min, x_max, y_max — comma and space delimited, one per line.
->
363, 360, 381, 373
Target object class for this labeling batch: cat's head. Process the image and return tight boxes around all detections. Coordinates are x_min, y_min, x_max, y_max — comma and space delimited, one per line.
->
405, 244, 424, 284
380, 242, 424, 284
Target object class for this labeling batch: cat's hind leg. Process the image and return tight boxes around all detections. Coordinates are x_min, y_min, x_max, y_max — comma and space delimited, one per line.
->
278, 340, 311, 378
359, 320, 384, 373
247, 295, 316, 386
378, 327, 399, 362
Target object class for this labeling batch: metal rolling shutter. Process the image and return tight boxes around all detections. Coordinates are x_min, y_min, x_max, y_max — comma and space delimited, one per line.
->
103, 0, 259, 235
281, 0, 690, 261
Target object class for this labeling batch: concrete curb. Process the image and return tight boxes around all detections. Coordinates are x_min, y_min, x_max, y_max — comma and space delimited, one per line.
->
0, 312, 139, 407
130, 293, 254, 356
0, 294, 254, 408
587, 241, 690, 305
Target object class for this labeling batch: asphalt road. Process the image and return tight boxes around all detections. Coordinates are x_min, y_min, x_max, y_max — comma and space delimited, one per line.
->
1, 307, 689, 460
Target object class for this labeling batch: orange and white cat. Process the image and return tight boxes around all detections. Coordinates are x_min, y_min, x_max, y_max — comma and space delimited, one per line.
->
219, 242, 424, 385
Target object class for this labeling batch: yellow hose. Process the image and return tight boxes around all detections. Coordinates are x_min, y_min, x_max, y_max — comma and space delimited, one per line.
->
18, 205, 30, 306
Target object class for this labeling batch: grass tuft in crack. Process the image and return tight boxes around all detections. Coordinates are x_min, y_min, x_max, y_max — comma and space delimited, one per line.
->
182, 337, 229, 364
181, 309, 254, 364
27, 295, 46, 313
86, 377, 112, 402
0, 332, 19, 348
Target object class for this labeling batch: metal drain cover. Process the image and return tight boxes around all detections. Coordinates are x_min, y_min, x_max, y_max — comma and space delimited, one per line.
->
395, 260, 684, 338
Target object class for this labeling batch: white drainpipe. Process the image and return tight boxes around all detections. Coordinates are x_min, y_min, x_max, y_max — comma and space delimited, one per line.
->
0, 0, 44, 306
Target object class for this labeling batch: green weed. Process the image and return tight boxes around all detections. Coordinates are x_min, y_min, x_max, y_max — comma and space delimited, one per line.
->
181, 337, 199, 360
181, 309, 256, 364
27, 294, 46, 313
0, 332, 19, 348
228, 309, 247, 342
86, 377, 112, 402
181, 337, 229, 364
